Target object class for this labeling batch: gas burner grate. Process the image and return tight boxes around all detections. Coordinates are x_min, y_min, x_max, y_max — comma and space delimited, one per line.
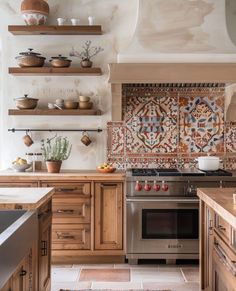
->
201, 169, 233, 176
132, 169, 157, 177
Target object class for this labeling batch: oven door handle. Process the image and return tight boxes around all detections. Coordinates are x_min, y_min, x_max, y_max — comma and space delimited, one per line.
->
126, 198, 199, 203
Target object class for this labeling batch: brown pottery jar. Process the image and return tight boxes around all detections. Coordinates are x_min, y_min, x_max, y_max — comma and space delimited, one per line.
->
21, 0, 50, 25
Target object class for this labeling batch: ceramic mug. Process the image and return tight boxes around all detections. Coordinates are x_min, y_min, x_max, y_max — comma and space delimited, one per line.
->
81, 132, 92, 146
23, 132, 34, 147
57, 18, 66, 26
88, 16, 95, 25
71, 18, 80, 25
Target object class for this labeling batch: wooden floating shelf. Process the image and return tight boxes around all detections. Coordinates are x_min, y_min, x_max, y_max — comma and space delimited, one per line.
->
8, 109, 102, 116
8, 25, 102, 35
8, 67, 102, 76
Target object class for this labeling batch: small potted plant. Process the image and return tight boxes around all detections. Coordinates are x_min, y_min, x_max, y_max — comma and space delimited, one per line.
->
41, 135, 72, 173
70, 40, 104, 68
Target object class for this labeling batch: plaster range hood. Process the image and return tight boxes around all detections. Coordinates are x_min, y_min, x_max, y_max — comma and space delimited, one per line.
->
118, 0, 236, 63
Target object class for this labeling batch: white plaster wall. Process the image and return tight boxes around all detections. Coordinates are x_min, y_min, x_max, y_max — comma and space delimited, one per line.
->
0, 0, 235, 170
0, 0, 137, 170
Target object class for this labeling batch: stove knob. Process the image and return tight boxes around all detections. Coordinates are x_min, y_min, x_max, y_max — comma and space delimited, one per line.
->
162, 181, 169, 192
135, 181, 142, 191
144, 181, 151, 191
153, 181, 160, 192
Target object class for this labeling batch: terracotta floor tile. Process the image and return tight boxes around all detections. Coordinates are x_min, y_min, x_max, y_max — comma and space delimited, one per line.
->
181, 267, 200, 282
73, 264, 114, 269
79, 268, 130, 282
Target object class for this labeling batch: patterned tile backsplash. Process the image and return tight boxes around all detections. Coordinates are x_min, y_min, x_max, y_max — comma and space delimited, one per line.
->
107, 84, 236, 170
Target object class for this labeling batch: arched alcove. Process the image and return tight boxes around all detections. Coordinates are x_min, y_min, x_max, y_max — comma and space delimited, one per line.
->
226, 0, 236, 47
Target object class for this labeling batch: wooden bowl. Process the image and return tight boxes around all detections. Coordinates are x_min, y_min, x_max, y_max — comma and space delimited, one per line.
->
64, 100, 78, 109
97, 167, 116, 174
79, 101, 93, 109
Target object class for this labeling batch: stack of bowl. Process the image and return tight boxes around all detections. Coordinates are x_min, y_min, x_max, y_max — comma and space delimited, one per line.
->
79, 96, 93, 109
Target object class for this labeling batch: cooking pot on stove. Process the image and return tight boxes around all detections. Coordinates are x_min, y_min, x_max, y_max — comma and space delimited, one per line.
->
195, 156, 222, 171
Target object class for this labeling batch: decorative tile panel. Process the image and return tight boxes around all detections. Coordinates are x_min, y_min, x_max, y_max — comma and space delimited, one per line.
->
107, 84, 227, 169
226, 122, 236, 153
124, 87, 178, 156
107, 122, 125, 157
179, 89, 224, 153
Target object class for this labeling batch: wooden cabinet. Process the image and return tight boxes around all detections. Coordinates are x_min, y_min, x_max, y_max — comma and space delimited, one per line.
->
94, 182, 123, 250
1, 251, 31, 291
201, 202, 214, 291
38, 201, 52, 291
212, 237, 236, 291
200, 200, 236, 291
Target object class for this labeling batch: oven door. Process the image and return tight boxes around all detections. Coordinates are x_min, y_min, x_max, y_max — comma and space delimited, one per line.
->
126, 198, 199, 256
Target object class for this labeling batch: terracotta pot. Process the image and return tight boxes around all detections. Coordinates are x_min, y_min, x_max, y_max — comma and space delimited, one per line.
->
81, 60, 93, 68
21, 0, 49, 25
46, 160, 62, 173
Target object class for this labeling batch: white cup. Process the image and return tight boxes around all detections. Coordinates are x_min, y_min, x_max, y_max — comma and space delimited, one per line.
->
48, 103, 55, 109
88, 16, 95, 25
71, 18, 80, 25
57, 18, 66, 26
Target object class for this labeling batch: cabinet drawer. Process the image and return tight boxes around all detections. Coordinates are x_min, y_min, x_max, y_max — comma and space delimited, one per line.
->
42, 182, 91, 198
52, 198, 91, 224
52, 224, 91, 250
214, 214, 231, 243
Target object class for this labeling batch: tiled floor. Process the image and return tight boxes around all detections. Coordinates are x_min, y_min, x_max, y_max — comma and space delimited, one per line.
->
51, 264, 199, 291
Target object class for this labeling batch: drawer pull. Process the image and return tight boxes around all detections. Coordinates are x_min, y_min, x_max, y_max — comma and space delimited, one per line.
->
57, 233, 75, 240
218, 225, 226, 231
57, 209, 74, 214
20, 270, 27, 277
101, 184, 117, 188
57, 188, 77, 192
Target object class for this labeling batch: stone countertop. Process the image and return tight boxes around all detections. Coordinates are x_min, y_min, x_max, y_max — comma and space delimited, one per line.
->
0, 169, 126, 181
197, 188, 236, 229
0, 188, 54, 210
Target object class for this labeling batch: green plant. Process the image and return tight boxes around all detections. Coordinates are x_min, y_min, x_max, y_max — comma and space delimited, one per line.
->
70, 40, 104, 61
41, 136, 72, 161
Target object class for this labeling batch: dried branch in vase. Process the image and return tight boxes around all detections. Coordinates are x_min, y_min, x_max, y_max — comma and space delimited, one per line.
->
70, 40, 104, 68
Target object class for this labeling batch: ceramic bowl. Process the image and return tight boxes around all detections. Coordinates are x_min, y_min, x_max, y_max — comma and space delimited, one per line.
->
79, 101, 93, 109
12, 163, 32, 172
64, 100, 78, 109
79, 95, 90, 102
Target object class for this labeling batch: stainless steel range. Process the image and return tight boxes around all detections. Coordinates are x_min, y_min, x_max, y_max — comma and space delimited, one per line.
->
126, 168, 234, 264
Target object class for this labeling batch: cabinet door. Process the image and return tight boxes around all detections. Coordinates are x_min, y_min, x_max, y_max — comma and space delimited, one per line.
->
200, 202, 214, 291
11, 256, 29, 291
212, 249, 236, 291
94, 182, 123, 250
38, 209, 51, 291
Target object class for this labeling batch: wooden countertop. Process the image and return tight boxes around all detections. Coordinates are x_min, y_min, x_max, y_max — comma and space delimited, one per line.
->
198, 188, 236, 229
0, 187, 54, 210
0, 170, 125, 181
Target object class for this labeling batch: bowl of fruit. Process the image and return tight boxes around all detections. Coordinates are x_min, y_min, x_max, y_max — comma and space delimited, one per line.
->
12, 157, 31, 172
97, 163, 116, 173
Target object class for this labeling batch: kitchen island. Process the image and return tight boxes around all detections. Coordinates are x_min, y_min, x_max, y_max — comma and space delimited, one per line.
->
0, 187, 54, 291
198, 188, 236, 291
